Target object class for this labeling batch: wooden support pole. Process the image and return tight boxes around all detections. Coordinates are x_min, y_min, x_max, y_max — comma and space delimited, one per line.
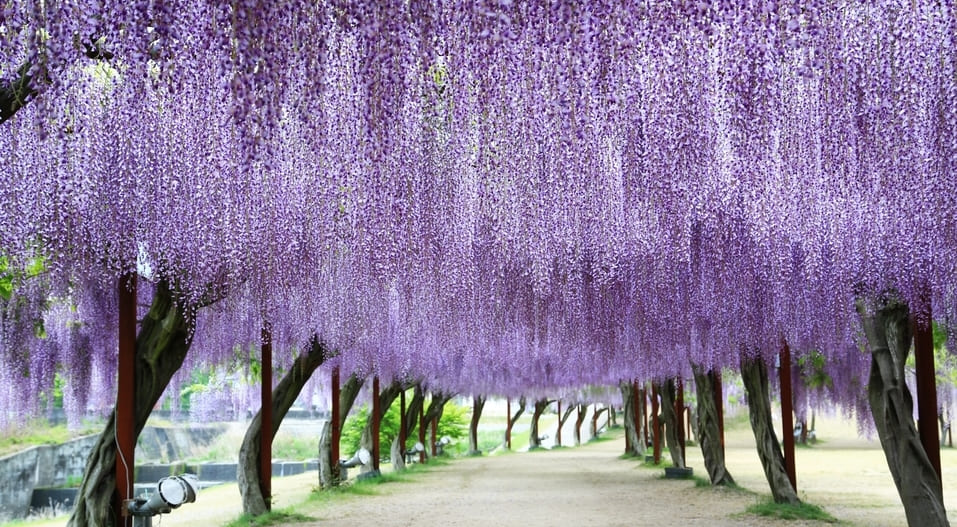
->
506, 398, 512, 449
259, 324, 273, 509
419, 395, 426, 464
676, 377, 686, 462
651, 385, 661, 464
399, 389, 406, 452
371, 376, 380, 471
115, 273, 136, 526
914, 302, 942, 484
331, 367, 340, 471
556, 400, 562, 446
715, 370, 725, 451
780, 341, 797, 492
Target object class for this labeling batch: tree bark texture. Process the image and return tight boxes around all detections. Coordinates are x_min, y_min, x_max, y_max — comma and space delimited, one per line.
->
740, 355, 800, 504
691, 364, 734, 486
392, 385, 425, 471
620, 382, 642, 456
238, 338, 329, 516
68, 281, 196, 527
556, 404, 575, 447
358, 380, 405, 474
657, 380, 685, 468
857, 295, 948, 527
423, 391, 453, 458
318, 374, 363, 489
506, 397, 526, 449
528, 399, 552, 449
590, 406, 608, 439
468, 395, 486, 454
574, 404, 586, 446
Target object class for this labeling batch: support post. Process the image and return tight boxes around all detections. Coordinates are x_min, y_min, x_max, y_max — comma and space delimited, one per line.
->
399, 389, 406, 452
676, 377, 686, 462
651, 385, 661, 464
556, 400, 562, 446
371, 376, 380, 472
115, 273, 136, 526
632, 380, 640, 446
715, 370, 725, 451
506, 398, 512, 449
914, 302, 942, 484
259, 324, 273, 509
419, 395, 426, 464
331, 367, 340, 471
780, 341, 797, 492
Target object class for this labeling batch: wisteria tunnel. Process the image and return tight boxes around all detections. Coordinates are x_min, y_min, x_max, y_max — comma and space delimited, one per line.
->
0, 2, 956, 526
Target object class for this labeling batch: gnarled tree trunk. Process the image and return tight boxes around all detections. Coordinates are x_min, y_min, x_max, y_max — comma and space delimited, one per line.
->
740, 355, 799, 504
392, 385, 425, 470
574, 404, 587, 445
620, 382, 642, 456
590, 405, 608, 439
692, 363, 734, 486
657, 379, 685, 468
238, 338, 330, 516
69, 280, 196, 527
556, 403, 575, 447
468, 395, 486, 455
857, 295, 948, 527
505, 396, 526, 449
358, 380, 405, 475
528, 399, 553, 449
318, 373, 363, 489
424, 391, 453, 457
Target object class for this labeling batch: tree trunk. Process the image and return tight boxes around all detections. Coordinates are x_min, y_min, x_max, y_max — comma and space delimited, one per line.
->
468, 395, 486, 455
528, 399, 552, 449
590, 406, 608, 439
740, 355, 799, 504
391, 385, 425, 470
657, 380, 685, 468
318, 373, 363, 488
69, 280, 196, 527
506, 396, 526, 449
574, 404, 586, 446
556, 404, 575, 447
609, 405, 617, 427
857, 295, 948, 527
358, 380, 404, 475
423, 391, 453, 458
692, 364, 734, 486
620, 382, 642, 457
238, 338, 329, 516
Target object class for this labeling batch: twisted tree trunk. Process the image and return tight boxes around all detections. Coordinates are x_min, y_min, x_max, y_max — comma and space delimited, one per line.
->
620, 382, 642, 456
740, 355, 799, 504
468, 395, 486, 455
238, 338, 330, 516
68, 280, 196, 527
424, 391, 453, 457
590, 406, 608, 439
857, 295, 948, 527
574, 404, 587, 445
555, 403, 575, 447
657, 379, 685, 468
528, 399, 553, 449
505, 397, 526, 449
692, 364, 734, 486
391, 385, 425, 471
317, 374, 363, 489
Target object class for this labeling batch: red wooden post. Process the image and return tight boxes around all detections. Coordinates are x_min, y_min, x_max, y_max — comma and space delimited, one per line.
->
431, 415, 438, 456
651, 385, 661, 464
419, 395, 426, 464
506, 398, 512, 449
259, 324, 272, 508
914, 301, 942, 485
556, 400, 562, 446
371, 376, 380, 471
399, 389, 407, 453
331, 367, 341, 474
780, 341, 797, 492
715, 370, 725, 451
115, 273, 136, 526
676, 377, 686, 462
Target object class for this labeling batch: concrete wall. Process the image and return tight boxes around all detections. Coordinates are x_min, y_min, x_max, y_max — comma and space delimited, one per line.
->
0, 425, 225, 521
